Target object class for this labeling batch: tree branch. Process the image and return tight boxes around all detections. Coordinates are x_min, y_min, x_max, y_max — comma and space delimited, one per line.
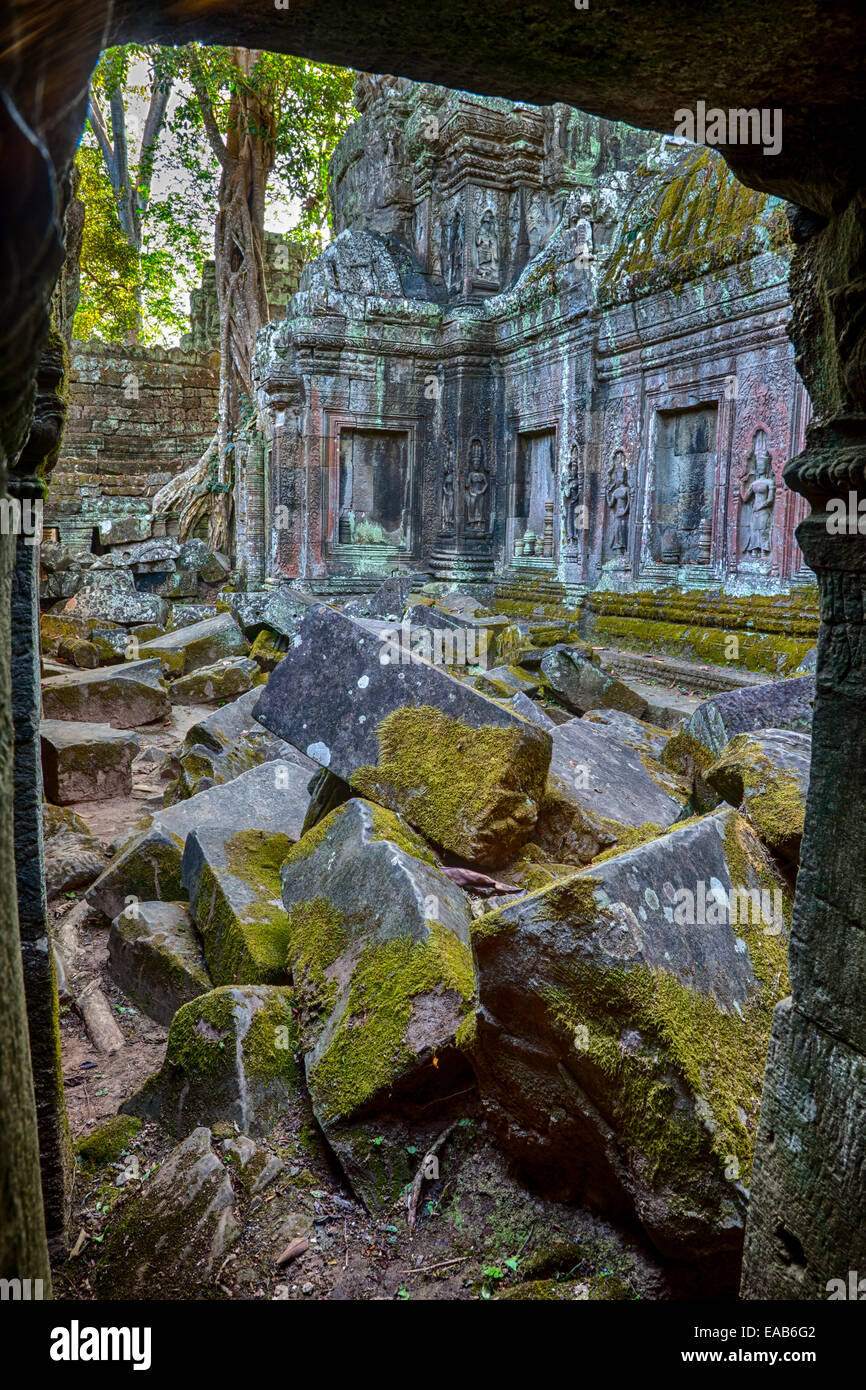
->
188, 55, 232, 171
87, 94, 115, 177
136, 73, 172, 220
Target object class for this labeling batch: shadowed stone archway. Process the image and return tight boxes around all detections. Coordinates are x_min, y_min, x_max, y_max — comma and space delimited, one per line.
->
2, 0, 866, 1298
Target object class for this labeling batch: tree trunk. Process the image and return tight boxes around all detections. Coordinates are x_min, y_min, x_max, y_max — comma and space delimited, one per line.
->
211, 48, 274, 553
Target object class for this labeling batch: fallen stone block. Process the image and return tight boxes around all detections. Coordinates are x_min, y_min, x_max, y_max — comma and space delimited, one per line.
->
124, 987, 298, 1139
253, 604, 551, 867
95, 1126, 238, 1297
43, 803, 108, 900
168, 656, 259, 704
108, 900, 212, 1024
472, 807, 792, 1268
96, 516, 152, 547
41, 659, 170, 729
535, 714, 687, 864
475, 664, 542, 698
670, 676, 815, 764
402, 602, 520, 668
41, 719, 138, 804
706, 728, 810, 863
60, 569, 169, 626
137, 612, 248, 676
280, 798, 476, 1209
182, 827, 295, 984
167, 603, 218, 630
540, 645, 649, 718
226, 587, 311, 640
581, 707, 670, 761
507, 691, 557, 730
167, 686, 310, 799
135, 568, 199, 600
86, 758, 314, 920
101, 538, 179, 569
176, 538, 231, 583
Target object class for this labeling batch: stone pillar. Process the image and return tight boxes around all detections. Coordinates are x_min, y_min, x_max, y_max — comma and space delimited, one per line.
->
742, 198, 866, 1298
12, 519, 73, 1258
10, 331, 73, 1261
0, 526, 53, 1291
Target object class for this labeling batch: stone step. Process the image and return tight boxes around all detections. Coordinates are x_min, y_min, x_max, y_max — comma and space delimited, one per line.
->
596, 645, 773, 695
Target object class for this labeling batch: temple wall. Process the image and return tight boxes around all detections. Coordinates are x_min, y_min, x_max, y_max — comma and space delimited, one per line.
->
48, 341, 219, 550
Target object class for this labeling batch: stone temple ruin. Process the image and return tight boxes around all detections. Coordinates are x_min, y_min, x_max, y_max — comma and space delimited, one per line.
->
238, 75, 810, 606
16, 60, 858, 1306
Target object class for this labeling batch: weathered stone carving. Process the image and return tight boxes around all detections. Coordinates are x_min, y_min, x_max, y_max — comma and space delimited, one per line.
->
440, 439, 456, 532
564, 444, 582, 544
739, 427, 776, 557
464, 438, 490, 529
606, 452, 631, 554
474, 205, 500, 282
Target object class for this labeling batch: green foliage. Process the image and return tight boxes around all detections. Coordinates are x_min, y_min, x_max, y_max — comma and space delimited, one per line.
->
73, 146, 142, 342
75, 43, 356, 343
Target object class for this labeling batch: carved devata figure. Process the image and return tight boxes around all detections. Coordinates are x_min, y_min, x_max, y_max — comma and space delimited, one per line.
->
441, 439, 456, 531
606, 450, 631, 552
564, 443, 582, 542
474, 207, 500, 281
464, 438, 490, 528
739, 427, 776, 556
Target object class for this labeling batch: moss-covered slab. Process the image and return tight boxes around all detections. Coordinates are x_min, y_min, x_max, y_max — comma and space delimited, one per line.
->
86, 758, 313, 920
166, 686, 310, 800
168, 655, 259, 704
137, 612, 248, 676
40, 719, 138, 804
535, 714, 687, 865
280, 798, 477, 1209
540, 645, 648, 718
124, 987, 299, 1138
182, 827, 295, 985
706, 728, 810, 863
41, 658, 170, 729
253, 604, 551, 867
108, 900, 212, 1024
351, 705, 551, 867
472, 807, 793, 1262
43, 802, 107, 900
94, 1126, 238, 1297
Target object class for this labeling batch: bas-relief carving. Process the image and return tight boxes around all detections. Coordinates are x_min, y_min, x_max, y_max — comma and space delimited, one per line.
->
564, 443, 583, 544
474, 206, 500, 283
738, 427, 776, 560
606, 451, 631, 554
253, 78, 803, 593
464, 438, 491, 530
440, 439, 455, 532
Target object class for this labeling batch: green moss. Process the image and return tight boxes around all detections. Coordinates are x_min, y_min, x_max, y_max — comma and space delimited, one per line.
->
241, 992, 299, 1085
284, 896, 349, 1032
541, 829, 789, 1189
600, 145, 790, 306
164, 988, 239, 1077
349, 706, 549, 862
592, 821, 666, 862
196, 830, 294, 984
708, 735, 806, 851
250, 627, 286, 673
309, 923, 475, 1123
76, 1116, 142, 1172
